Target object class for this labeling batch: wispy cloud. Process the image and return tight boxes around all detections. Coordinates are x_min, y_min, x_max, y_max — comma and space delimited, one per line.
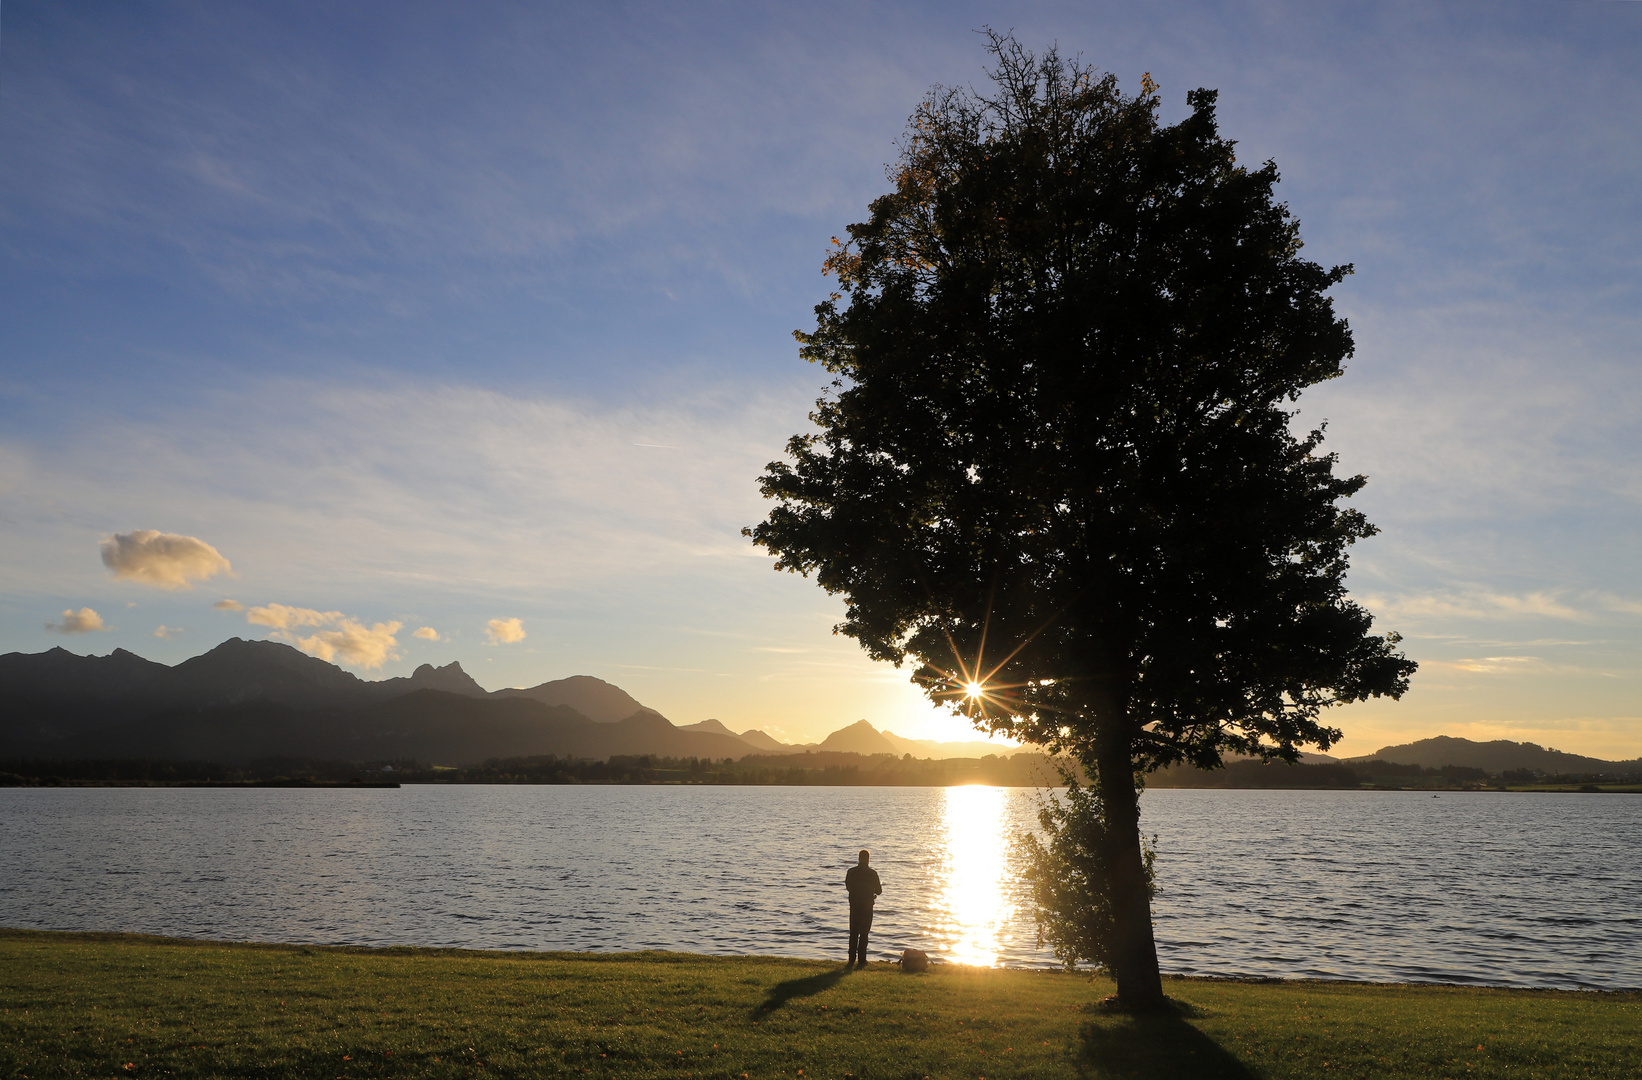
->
0, 2, 929, 310
1360, 590, 1585, 623
1597, 594, 1642, 617
412, 626, 440, 641
1432, 656, 1545, 675
0, 377, 812, 601
246, 603, 342, 631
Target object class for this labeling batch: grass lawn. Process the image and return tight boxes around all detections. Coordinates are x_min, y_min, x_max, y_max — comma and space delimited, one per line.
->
1, 930, 1636, 1079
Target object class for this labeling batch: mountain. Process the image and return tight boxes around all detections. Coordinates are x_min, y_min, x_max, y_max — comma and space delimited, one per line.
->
0, 646, 173, 739
494, 675, 648, 723
6, 693, 757, 767
706, 719, 1018, 758
786, 720, 1017, 758
373, 661, 488, 698
734, 728, 795, 753
1348, 736, 1641, 775
815, 720, 901, 756
682, 719, 739, 737
595, 710, 764, 761
682, 720, 805, 754
164, 637, 378, 707
2, 642, 1059, 766
0, 638, 383, 740
880, 730, 1017, 759
0, 645, 169, 700
0, 643, 781, 766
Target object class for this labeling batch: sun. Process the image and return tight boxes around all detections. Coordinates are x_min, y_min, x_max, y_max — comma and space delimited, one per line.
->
964, 680, 985, 700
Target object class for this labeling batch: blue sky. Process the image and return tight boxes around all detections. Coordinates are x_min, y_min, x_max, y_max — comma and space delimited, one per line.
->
3, 0, 1639, 755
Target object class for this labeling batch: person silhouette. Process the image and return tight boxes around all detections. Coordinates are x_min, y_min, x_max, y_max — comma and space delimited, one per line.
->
844, 849, 882, 967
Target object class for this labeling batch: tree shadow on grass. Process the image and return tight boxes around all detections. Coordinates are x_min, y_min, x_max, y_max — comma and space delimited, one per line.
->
1076, 1002, 1258, 1079
755, 965, 852, 1014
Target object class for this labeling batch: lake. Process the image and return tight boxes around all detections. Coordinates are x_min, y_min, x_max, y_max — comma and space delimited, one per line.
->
1, 786, 1636, 989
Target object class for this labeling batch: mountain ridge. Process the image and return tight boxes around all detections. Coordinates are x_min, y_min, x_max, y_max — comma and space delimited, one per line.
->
0, 643, 1023, 764
1348, 736, 1641, 775
493, 675, 647, 724
8, 646, 1635, 770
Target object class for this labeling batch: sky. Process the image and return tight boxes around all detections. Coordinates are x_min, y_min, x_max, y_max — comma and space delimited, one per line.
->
2, 1, 1639, 755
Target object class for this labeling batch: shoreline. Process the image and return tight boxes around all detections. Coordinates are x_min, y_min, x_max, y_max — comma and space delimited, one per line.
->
4, 928, 1636, 995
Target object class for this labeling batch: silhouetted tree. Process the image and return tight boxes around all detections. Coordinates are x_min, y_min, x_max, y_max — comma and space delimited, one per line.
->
747, 34, 1415, 1006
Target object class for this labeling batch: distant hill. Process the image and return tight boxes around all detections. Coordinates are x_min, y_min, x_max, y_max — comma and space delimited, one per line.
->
682, 719, 806, 754
681, 719, 738, 737
1148, 759, 1362, 789
791, 719, 1016, 759
493, 675, 648, 724
815, 720, 901, 756
881, 730, 1018, 759
1348, 736, 1641, 775
734, 729, 794, 753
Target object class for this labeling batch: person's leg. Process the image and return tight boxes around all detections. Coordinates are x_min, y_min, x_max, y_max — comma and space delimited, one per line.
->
848, 905, 863, 964
857, 905, 874, 966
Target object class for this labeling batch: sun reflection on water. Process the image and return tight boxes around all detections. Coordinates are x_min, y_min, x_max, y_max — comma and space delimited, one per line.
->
933, 785, 1013, 966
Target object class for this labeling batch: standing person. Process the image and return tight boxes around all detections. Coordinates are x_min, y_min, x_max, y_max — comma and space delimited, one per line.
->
845, 849, 881, 968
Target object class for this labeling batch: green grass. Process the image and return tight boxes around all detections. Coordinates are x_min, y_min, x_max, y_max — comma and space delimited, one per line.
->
2, 930, 1636, 1079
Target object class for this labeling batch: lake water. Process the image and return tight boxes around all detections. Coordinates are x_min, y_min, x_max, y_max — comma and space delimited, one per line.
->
1, 786, 1637, 989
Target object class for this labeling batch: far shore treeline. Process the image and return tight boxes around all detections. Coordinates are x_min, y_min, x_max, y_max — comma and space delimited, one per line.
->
4, 751, 1638, 790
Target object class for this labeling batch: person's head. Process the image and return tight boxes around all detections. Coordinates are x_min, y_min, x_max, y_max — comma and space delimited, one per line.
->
858, 849, 870, 866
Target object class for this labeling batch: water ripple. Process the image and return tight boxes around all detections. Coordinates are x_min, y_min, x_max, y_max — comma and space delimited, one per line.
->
0, 786, 1636, 988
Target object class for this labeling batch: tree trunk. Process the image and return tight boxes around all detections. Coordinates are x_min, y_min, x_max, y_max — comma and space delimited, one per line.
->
1095, 735, 1165, 1007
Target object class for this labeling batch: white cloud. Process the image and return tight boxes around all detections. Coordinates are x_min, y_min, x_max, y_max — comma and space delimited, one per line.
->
245, 603, 343, 630
294, 620, 403, 669
413, 626, 440, 641
239, 602, 402, 668
100, 530, 232, 589
46, 607, 107, 634
213, 598, 244, 611
152, 625, 183, 639
486, 617, 525, 644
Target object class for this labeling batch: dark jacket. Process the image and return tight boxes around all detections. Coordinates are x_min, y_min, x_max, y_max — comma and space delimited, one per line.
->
845, 864, 882, 905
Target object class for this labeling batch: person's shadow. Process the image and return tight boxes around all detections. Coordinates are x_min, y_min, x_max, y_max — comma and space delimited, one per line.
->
755, 965, 853, 1014
1075, 1000, 1257, 1079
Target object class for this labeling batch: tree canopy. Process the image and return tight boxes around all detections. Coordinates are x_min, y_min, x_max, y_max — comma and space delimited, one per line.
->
747, 34, 1415, 1004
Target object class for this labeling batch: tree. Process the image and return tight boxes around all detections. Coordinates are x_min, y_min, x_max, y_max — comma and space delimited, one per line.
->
746, 34, 1415, 1006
